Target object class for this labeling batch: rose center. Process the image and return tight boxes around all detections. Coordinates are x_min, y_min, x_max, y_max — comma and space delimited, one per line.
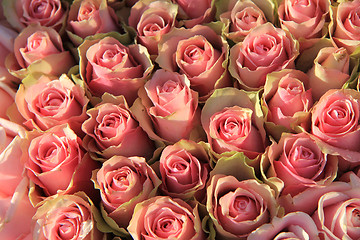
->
78, 1, 97, 21
156, 217, 182, 237
58, 220, 76, 239
329, 108, 346, 119
286, 82, 303, 95
351, 208, 360, 227
112, 168, 132, 189
184, 45, 205, 63
350, 9, 360, 27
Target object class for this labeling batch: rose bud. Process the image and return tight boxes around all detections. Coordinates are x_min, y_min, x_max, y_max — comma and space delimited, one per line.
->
78, 34, 153, 105
201, 87, 267, 159
92, 155, 161, 231
307, 47, 350, 101
217, 0, 269, 43
128, 0, 178, 56
331, 0, 360, 54
81, 94, 155, 160
128, 196, 204, 240
156, 24, 231, 101
206, 174, 278, 239
32, 192, 104, 240
311, 89, 360, 165
23, 125, 99, 204
173, 0, 214, 28
158, 139, 210, 201
262, 132, 338, 198
2, 0, 68, 33
262, 69, 313, 137
248, 211, 321, 240
229, 22, 299, 90
278, 0, 330, 50
6, 25, 75, 79
132, 69, 202, 144
14, 73, 89, 135
0, 81, 16, 120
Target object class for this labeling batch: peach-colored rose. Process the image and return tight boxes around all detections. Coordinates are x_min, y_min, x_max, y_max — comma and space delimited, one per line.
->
2, 0, 68, 32
159, 139, 210, 201
0, 82, 15, 120
311, 89, 360, 163
92, 155, 161, 229
307, 47, 350, 101
6, 25, 74, 79
173, 0, 214, 27
32, 192, 103, 240
229, 23, 299, 90
128, 196, 204, 240
206, 175, 278, 239
263, 69, 313, 132
128, 0, 178, 56
132, 69, 201, 144
23, 125, 99, 199
81, 94, 155, 160
156, 25, 231, 100
67, 0, 120, 41
78, 35, 153, 105
201, 88, 266, 159
332, 0, 360, 54
248, 211, 321, 240
15, 74, 89, 135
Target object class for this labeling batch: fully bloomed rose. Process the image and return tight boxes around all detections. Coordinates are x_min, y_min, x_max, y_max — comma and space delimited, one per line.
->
229, 22, 299, 90
331, 0, 360, 54
92, 155, 161, 230
6, 25, 74, 79
206, 174, 278, 239
128, 0, 178, 56
307, 47, 350, 101
2, 0, 68, 32
156, 24, 231, 100
78, 35, 153, 105
173, 0, 214, 27
128, 196, 204, 240
82, 94, 155, 160
201, 87, 266, 159
311, 89, 360, 164
132, 69, 201, 144
14, 74, 89, 135
159, 139, 210, 201
262, 69, 313, 134
32, 192, 103, 240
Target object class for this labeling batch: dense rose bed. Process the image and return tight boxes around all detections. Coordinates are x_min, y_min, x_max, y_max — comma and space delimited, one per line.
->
1, 0, 360, 239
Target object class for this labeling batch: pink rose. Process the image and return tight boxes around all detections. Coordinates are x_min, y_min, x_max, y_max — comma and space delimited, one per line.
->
67, 0, 120, 42
263, 132, 338, 197
332, 0, 360, 54
173, 0, 214, 27
132, 69, 201, 144
78, 35, 153, 105
82, 94, 155, 160
206, 175, 277, 239
158, 139, 210, 201
32, 192, 103, 240
128, 196, 204, 240
2, 0, 68, 32
156, 25, 231, 100
6, 25, 74, 79
311, 89, 360, 163
307, 47, 350, 101
201, 88, 266, 159
229, 22, 299, 90
128, 0, 178, 55
263, 69, 313, 133
23, 125, 99, 201
92, 155, 161, 229
0, 82, 15, 120
14, 74, 89, 135
218, 0, 267, 43
248, 212, 321, 240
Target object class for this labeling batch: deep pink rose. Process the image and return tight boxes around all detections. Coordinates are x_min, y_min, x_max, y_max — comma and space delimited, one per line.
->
229, 22, 299, 90
93, 155, 161, 228
173, 0, 214, 27
79, 36, 153, 105
128, 196, 204, 240
128, 0, 178, 55
206, 175, 277, 239
15, 74, 89, 135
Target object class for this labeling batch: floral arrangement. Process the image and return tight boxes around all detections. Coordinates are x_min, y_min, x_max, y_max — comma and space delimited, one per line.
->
1, 0, 360, 239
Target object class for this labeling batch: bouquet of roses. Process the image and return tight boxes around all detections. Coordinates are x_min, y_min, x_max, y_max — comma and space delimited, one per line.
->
1, 0, 360, 239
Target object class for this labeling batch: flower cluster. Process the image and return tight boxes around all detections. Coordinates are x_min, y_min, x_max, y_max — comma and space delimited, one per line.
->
1, 0, 360, 239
